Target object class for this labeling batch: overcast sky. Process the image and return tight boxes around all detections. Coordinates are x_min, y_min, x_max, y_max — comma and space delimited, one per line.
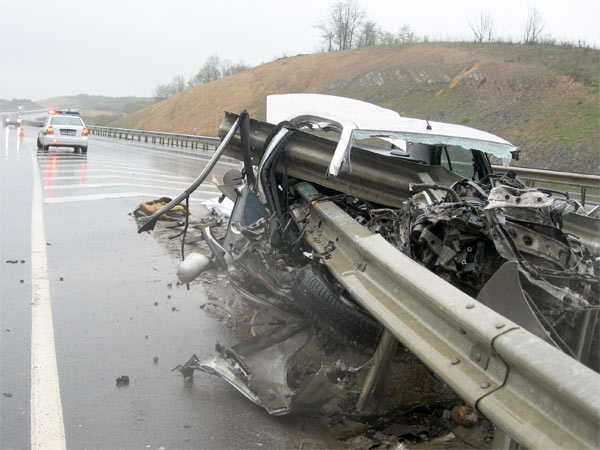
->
1, 0, 598, 101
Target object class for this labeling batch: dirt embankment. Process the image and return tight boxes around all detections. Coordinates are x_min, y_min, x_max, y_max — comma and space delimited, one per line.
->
112, 43, 599, 174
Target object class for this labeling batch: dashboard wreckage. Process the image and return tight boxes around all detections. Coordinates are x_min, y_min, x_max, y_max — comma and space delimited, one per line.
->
137, 95, 599, 425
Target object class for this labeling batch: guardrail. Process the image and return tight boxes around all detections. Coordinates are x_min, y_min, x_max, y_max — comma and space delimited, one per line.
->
295, 181, 600, 450
21, 121, 221, 152
492, 164, 600, 206
22, 119, 599, 206
88, 125, 220, 151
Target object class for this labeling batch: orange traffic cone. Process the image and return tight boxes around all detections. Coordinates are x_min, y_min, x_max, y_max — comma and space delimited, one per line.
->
19, 127, 24, 137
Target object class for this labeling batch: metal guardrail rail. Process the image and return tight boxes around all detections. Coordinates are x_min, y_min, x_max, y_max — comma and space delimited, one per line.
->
294, 181, 600, 450
21, 121, 221, 152
21, 119, 600, 202
88, 125, 220, 151
492, 164, 600, 205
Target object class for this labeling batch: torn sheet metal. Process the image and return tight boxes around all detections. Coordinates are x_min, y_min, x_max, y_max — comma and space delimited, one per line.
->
485, 185, 554, 209
194, 322, 350, 415
477, 262, 555, 345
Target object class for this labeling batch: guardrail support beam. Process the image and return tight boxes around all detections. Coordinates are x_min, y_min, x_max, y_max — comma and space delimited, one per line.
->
356, 329, 398, 412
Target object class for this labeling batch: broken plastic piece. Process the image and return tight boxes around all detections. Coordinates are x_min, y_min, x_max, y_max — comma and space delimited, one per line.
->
115, 375, 129, 386
177, 253, 211, 283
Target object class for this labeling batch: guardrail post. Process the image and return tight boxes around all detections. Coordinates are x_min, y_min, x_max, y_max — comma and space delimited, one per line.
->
493, 430, 521, 449
581, 187, 587, 206
356, 329, 398, 412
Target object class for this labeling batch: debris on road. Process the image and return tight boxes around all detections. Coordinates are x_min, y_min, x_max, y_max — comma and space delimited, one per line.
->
136, 197, 189, 221
115, 375, 130, 386
451, 405, 479, 427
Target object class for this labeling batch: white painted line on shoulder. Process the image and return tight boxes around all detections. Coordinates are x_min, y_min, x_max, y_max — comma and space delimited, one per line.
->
98, 144, 241, 167
43, 173, 194, 183
43, 183, 220, 193
44, 192, 217, 204
30, 149, 66, 449
42, 174, 204, 186
40, 164, 167, 174
41, 168, 193, 180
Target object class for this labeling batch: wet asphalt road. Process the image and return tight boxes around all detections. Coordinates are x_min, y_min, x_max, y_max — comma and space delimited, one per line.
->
0, 126, 331, 449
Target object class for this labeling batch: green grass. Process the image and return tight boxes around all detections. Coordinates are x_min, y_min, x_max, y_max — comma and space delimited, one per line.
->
540, 102, 599, 146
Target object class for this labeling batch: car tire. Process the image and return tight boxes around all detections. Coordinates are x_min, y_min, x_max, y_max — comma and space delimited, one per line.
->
291, 265, 382, 346
42, 144, 49, 151
81, 146, 88, 154
36, 138, 42, 149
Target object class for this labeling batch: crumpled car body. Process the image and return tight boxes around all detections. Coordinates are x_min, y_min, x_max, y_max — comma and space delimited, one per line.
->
170, 95, 599, 413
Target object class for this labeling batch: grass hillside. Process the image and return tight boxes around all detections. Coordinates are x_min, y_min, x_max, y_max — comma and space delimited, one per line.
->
38, 94, 155, 125
112, 43, 599, 174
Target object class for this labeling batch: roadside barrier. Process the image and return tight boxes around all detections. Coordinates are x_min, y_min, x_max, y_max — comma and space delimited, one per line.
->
22, 118, 599, 205
295, 181, 600, 450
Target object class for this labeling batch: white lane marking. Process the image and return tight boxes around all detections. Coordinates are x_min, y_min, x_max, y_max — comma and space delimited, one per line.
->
40, 168, 193, 180
43, 174, 206, 186
43, 183, 219, 193
36, 155, 109, 160
36, 158, 93, 163
44, 192, 218, 204
30, 150, 66, 449
41, 161, 161, 169
97, 142, 241, 167
40, 163, 168, 174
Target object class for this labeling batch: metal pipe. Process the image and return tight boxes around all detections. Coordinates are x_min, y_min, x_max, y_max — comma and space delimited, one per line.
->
137, 116, 241, 233
356, 329, 398, 412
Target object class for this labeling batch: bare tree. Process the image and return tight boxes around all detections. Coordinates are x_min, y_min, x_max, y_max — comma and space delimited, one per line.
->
523, 5, 545, 44
171, 75, 186, 94
315, 21, 335, 52
397, 24, 418, 44
315, 0, 365, 51
154, 75, 187, 100
379, 30, 397, 46
154, 83, 171, 101
356, 20, 379, 47
469, 12, 494, 43
220, 59, 250, 77
188, 54, 222, 88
